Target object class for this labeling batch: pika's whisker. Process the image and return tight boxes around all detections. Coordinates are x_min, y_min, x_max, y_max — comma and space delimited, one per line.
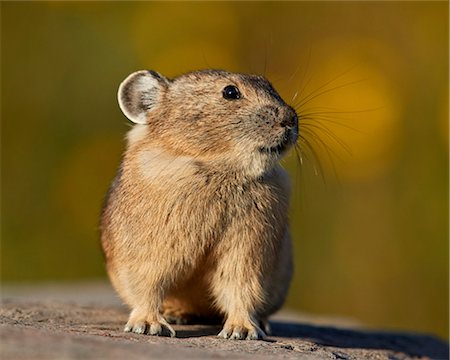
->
301, 116, 361, 133
295, 79, 366, 109
301, 122, 352, 155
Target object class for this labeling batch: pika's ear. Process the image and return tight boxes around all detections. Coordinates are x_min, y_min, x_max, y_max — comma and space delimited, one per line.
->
118, 70, 169, 124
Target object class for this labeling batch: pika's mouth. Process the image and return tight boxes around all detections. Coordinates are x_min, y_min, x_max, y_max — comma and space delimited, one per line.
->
259, 129, 296, 155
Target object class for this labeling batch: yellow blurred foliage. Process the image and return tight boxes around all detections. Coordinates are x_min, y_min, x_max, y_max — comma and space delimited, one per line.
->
131, 3, 241, 75
53, 135, 122, 231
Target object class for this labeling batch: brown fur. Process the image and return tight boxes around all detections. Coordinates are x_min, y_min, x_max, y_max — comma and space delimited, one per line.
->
100, 69, 298, 339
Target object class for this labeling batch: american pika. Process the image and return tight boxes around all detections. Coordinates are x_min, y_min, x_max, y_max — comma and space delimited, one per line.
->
100, 69, 298, 340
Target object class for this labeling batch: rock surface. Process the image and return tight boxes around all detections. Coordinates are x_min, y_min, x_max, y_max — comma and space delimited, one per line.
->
0, 282, 448, 360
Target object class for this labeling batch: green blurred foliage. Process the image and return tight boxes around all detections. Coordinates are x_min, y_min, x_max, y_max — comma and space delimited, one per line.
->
1, 2, 448, 339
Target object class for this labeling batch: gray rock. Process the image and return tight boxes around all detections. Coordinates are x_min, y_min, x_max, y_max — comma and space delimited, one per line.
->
0, 283, 447, 360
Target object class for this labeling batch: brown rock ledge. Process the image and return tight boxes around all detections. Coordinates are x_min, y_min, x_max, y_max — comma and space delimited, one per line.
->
0, 283, 448, 360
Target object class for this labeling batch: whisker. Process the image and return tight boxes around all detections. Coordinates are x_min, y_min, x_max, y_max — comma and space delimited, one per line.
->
295, 78, 366, 109
298, 134, 325, 182
293, 64, 358, 108
301, 127, 343, 162
293, 143, 304, 167
300, 128, 339, 183
300, 105, 384, 115
305, 131, 335, 184
301, 117, 362, 133
301, 122, 352, 155
289, 43, 313, 103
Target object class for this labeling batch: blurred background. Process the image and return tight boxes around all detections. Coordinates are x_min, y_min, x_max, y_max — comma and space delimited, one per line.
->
1, 2, 448, 340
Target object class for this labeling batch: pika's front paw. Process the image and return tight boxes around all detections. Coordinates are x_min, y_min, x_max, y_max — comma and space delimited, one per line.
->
124, 318, 175, 337
217, 322, 266, 340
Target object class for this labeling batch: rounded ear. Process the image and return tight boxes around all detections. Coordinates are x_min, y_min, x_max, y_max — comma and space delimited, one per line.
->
118, 70, 168, 124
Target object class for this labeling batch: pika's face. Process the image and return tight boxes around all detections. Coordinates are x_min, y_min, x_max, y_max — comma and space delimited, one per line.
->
118, 70, 298, 177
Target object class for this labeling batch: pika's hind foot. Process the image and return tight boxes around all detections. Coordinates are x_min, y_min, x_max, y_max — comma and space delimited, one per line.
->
163, 311, 193, 325
217, 320, 266, 340
124, 311, 175, 337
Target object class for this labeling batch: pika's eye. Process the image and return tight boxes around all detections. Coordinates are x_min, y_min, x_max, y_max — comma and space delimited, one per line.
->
222, 85, 241, 100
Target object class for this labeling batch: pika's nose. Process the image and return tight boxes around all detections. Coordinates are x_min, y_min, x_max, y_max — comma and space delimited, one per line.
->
280, 108, 298, 129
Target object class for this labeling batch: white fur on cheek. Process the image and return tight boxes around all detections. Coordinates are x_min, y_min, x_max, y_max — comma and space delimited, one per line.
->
244, 152, 274, 178
138, 148, 195, 181
231, 141, 277, 179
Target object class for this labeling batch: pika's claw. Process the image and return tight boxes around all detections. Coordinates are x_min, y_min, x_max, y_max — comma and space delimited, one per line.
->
217, 328, 231, 339
124, 317, 175, 337
148, 321, 175, 337
218, 322, 266, 340
247, 326, 264, 340
124, 320, 147, 334
230, 326, 247, 340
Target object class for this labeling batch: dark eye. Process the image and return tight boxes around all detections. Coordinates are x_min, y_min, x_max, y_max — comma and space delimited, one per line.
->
222, 85, 241, 100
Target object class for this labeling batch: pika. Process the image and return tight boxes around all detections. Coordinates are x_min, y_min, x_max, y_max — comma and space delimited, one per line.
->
100, 69, 298, 340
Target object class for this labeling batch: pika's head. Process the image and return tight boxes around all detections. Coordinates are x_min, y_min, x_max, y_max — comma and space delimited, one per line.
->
118, 70, 298, 178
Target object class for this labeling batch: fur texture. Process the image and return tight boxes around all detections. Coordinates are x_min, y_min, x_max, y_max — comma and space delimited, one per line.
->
100, 69, 298, 340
